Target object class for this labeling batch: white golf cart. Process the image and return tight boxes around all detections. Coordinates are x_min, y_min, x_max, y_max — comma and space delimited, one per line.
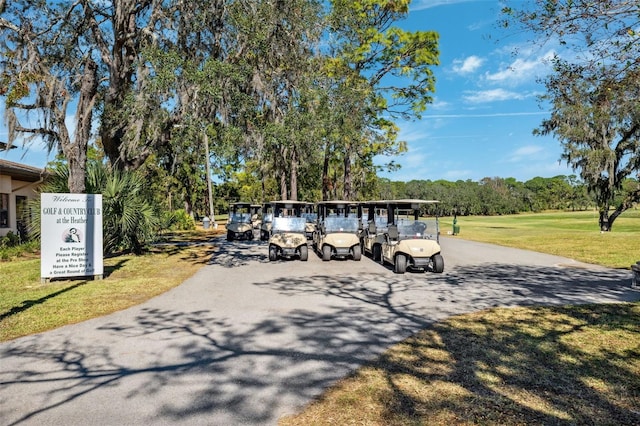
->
313, 200, 362, 261
268, 200, 309, 261
226, 202, 256, 241
379, 199, 444, 274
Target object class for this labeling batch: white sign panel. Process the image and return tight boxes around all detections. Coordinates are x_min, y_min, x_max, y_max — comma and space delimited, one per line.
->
40, 193, 103, 280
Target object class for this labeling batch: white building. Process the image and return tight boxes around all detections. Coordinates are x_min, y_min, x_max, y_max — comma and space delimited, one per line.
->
0, 158, 47, 238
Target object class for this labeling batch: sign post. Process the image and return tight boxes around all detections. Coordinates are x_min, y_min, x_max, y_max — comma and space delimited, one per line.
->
40, 193, 104, 283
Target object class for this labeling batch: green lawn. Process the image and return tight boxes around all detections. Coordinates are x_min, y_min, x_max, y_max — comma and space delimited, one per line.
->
439, 209, 640, 268
0, 229, 220, 342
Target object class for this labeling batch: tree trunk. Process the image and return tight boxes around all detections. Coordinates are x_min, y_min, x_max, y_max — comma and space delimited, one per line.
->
280, 170, 288, 200
64, 59, 98, 193
343, 148, 352, 200
598, 208, 611, 232
98, 1, 145, 171
290, 148, 298, 201
322, 142, 330, 201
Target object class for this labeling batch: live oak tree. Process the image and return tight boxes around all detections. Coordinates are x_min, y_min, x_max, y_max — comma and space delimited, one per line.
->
0, 0, 185, 191
1, 0, 99, 193
502, 0, 640, 230
1, 0, 437, 208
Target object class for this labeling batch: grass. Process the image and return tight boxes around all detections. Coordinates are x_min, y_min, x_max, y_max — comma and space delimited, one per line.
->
280, 304, 640, 425
439, 209, 640, 269
0, 228, 222, 342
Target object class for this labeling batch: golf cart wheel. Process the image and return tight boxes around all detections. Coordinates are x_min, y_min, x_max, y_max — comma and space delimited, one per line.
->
372, 244, 381, 262
299, 245, 308, 261
352, 244, 362, 261
268, 245, 278, 261
322, 245, 331, 261
261, 231, 268, 241
227, 230, 234, 241
247, 231, 254, 240
394, 254, 407, 274
432, 254, 444, 273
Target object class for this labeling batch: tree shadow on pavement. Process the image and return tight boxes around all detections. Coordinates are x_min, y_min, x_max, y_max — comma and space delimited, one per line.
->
0, 262, 637, 425
208, 238, 269, 268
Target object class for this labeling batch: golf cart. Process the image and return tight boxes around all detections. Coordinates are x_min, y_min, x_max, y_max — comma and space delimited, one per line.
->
250, 204, 262, 231
260, 202, 274, 241
313, 200, 362, 261
360, 200, 391, 261
268, 200, 309, 261
379, 199, 444, 274
301, 202, 318, 239
226, 202, 256, 241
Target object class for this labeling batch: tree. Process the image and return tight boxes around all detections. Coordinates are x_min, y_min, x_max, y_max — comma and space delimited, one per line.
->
1, 0, 99, 193
324, 0, 439, 200
502, 0, 640, 230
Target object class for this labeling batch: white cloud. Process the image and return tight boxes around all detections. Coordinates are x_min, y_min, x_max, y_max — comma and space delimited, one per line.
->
485, 50, 555, 86
452, 55, 485, 75
506, 145, 544, 162
462, 88, 527, 103
410, 0, 479, 11
429, 99, 451, 110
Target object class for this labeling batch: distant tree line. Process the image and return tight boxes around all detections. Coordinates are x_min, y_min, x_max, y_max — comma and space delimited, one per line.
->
375, 175, 638, 217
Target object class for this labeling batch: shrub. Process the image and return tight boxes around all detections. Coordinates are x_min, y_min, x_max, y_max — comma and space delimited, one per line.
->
170, 209, 196, 231
0, 231, 20, 248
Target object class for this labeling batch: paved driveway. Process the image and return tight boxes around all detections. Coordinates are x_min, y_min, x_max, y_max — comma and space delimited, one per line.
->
1, 237, 637, 425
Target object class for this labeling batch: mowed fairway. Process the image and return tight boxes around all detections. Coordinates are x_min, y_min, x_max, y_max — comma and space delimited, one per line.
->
440, 209, 640, 268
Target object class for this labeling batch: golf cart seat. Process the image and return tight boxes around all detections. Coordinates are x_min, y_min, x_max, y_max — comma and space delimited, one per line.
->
387, 224, 399, 242
368, 221, 376, 235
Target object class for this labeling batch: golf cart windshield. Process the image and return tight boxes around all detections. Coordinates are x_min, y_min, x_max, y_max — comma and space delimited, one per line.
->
263, 213, 273, 223
272, 217, 306, 233
374, 216, 388, 230
324, 217, 359, 233
230, 213, 252, 223
396, 218, 438, 240
302, 212, 317, 223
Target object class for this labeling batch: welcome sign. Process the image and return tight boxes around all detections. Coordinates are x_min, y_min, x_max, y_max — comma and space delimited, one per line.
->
40, 193, 104, 281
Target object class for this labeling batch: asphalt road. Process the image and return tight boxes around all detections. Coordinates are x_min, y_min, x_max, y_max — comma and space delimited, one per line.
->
1, 236, 638, 425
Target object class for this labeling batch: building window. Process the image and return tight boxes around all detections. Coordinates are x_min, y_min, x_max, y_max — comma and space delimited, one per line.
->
0, 193, 8, 228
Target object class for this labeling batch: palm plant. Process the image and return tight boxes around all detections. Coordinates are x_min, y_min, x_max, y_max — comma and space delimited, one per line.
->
30, 161, 160, 255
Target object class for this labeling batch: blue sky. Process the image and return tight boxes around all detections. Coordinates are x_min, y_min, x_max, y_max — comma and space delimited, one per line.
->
376, 0, 574, 183
1, 0, 574, 183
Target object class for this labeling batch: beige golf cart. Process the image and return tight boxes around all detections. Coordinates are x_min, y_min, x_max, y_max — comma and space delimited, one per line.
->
260, 202, 274, 241
268, 200, 309, 261
226, 202, 256, 241
360, 200, 391, 261
313, 200, 362, 261
379, 199, 444, 274
250, 204, 262, 231
302, 202, 317, 240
